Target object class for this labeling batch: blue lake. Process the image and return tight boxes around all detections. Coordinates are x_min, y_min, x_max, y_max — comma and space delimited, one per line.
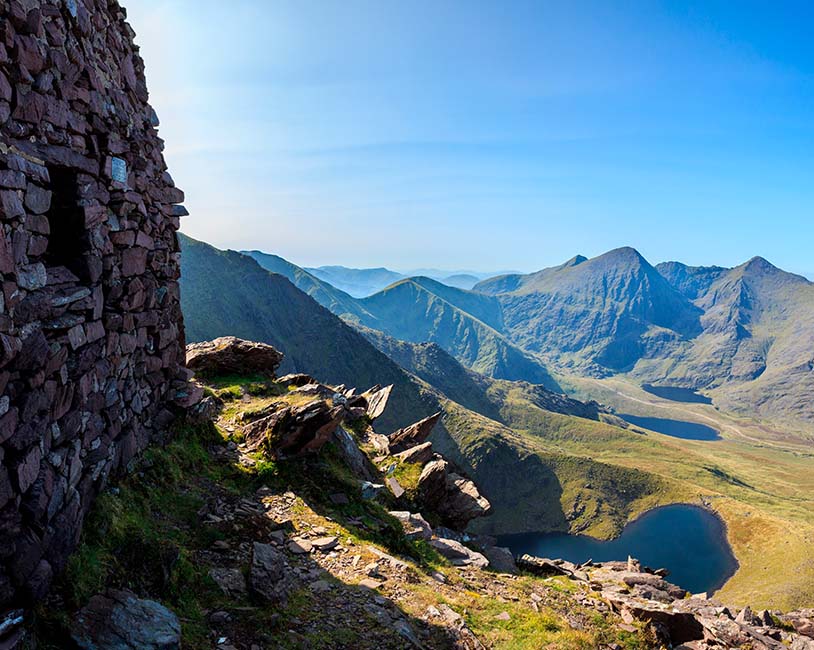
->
620, 414, 721, 441
497, 505, 738, 594
642, 384, 712, 404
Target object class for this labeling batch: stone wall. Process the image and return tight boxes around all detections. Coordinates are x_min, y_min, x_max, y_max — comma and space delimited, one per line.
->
0, 0, 189, 606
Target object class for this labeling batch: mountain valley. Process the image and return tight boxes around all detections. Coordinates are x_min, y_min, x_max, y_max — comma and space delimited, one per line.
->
180, 235, 814, 611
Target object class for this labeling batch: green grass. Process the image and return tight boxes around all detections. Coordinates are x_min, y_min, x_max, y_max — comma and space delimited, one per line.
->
32, 421, 240, 648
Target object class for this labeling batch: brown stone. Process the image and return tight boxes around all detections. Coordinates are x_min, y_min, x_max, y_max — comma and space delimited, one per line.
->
0, 0, 188, 608
388, 412, 442, 453
186, 337, 283, 377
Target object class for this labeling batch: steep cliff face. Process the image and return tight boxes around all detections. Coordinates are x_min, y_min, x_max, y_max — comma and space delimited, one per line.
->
0, 0, 188, 606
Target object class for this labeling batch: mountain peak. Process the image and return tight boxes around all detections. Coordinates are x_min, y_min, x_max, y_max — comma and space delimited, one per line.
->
589, 247, 653, 272
601, 246, 646, 262
742, 256, 776, 272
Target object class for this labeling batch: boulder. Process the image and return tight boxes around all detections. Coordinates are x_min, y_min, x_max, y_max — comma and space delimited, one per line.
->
278, 373, 316, 387
249, 542, 292, 605
389, 412, 442, 453
429, 538, 489, 569
622, 572, 687, 600
417, 459, 491, 530
518, 555, 580, 578
389, 511, 433, 541
71, 590, 181, 650
186, 337, 283, 377
787, 615, 814, 640
208, 567, 247, 597
604, 593, 704, 645
480, 546, 518, 574
243, 400, 345, 458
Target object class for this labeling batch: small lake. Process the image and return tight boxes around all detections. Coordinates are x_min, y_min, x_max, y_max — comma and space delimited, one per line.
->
642, 384, 712, 404
619, 414, 721, 441
497, 505, 738, 594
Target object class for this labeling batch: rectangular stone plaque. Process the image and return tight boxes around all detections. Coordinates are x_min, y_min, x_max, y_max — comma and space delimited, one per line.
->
111, 157, 128, 183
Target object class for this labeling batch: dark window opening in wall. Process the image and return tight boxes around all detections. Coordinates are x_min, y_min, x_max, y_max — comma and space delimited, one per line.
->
45, 166, 89, 280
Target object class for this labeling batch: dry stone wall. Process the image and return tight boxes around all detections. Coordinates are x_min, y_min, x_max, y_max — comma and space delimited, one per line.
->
0, 0, 189, 606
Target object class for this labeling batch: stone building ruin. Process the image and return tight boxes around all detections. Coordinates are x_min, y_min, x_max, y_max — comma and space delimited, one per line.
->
0, 0, 189, 606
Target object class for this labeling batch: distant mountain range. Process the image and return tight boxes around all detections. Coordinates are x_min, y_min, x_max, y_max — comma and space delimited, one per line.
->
179, 234, 814, 606
244, 244, 814, 431
180, 234, 673, 539
300, 264, 512, 296
245, 251, 556, 389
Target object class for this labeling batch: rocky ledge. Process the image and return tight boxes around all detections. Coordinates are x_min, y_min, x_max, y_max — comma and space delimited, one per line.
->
519, 555, 814, 650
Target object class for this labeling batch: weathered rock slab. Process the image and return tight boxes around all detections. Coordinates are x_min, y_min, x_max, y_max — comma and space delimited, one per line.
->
71, 590, 181, 650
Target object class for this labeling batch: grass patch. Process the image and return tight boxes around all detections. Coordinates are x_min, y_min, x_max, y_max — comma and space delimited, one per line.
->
31, 421, 243, 648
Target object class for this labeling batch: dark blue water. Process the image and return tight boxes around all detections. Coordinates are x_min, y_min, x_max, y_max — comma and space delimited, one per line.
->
620, 413, 721, 441
497, 505, 738, 594
642, 384, 712, 404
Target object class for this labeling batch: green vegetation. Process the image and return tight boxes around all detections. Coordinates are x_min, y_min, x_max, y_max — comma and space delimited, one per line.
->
32, 373, 651, 649
33, 421, 240, 648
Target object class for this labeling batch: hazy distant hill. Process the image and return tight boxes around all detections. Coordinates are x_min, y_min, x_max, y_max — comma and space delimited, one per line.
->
436, 273, 481, 290
305, 265, 404, 298
242, 250, 379, 324
301, 265, 503, 296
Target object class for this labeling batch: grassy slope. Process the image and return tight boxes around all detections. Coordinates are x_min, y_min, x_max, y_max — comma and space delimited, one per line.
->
179, 235, 436, 431
33, 376, 651, 650
369, 329, 814, 608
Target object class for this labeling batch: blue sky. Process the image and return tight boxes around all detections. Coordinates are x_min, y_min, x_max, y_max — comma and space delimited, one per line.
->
127, 1, 813, 277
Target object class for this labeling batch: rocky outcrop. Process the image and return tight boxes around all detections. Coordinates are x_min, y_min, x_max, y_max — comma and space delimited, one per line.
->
417, 458, 492, 530
429, 538, 489, 569
243, 399, 346, 458
333, 426, 379, 482
0, 0, 189, 606
362, 384, 393, 420
388, 412, 442, 453
517, 555, 814, 650
70, 590, 181, 650
186, 336, 283, 377
388, 511, 433, 541
394, 441, 434, 465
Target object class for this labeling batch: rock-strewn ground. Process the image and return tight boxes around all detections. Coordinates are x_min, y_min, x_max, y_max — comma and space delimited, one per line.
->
19, 339, 814, 649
